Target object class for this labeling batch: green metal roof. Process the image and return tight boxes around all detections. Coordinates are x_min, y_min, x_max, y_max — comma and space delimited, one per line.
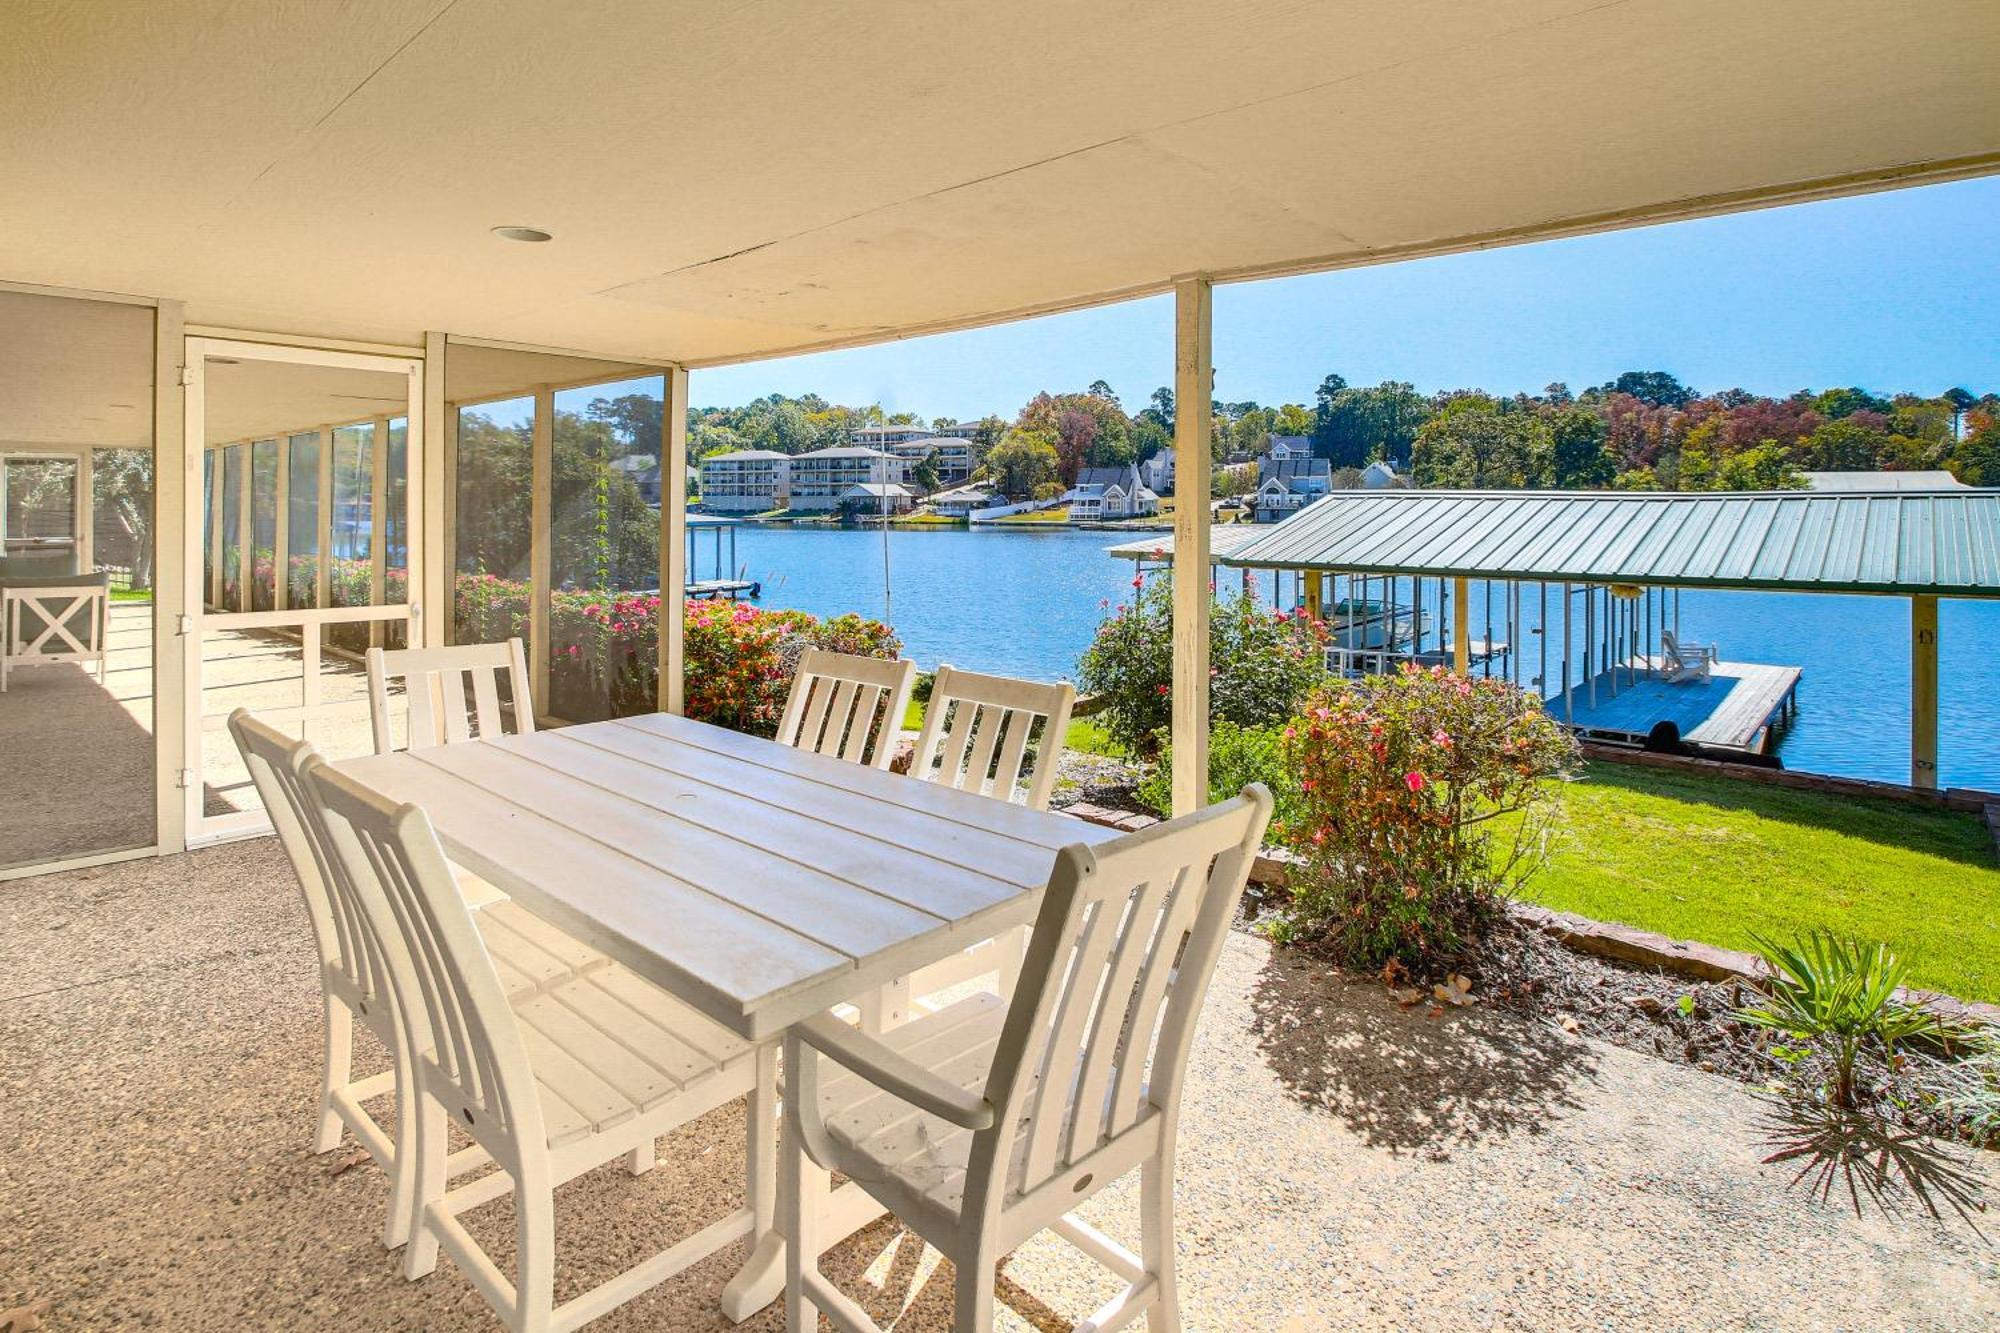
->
1153, 490, 2000, 597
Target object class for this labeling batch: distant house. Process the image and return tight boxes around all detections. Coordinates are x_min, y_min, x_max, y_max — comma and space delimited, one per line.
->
698, 449, 789, 512
1069, 464, 1159, 520
839, 481, 916, 515
789, 446, 907, 511
1267, 434, 1312, 462
1801, 470, 1969, 492
1139, 447, 1175, 496
929, 483, 998, 517
851, 421, 980, 448
1359, 460, 1400, 489
1254, 455, 1332, 522
883, 435, 984, 488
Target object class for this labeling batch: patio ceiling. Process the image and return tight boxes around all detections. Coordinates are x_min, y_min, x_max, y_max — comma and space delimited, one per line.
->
2, 1, 1994, 365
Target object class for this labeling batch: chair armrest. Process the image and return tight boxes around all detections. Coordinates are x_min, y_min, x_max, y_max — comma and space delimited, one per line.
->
795, 1013, 996, 1130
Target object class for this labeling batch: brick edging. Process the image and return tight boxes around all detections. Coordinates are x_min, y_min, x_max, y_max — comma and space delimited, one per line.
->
1058, 799, 2000, 1025
1581, 741, 2000, 815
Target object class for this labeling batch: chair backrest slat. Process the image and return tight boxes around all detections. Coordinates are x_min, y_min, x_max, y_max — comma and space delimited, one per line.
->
776, 649, 916, 770
910, 665, 1076, 809
309, 761, 542, 1144
965, 786, 1272, 1218
367, 639, 535, 755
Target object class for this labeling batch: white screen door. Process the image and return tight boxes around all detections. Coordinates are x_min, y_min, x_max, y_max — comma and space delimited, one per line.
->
182, 338, 424, 842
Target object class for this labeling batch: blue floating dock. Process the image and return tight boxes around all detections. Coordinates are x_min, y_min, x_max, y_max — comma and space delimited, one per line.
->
1552, 658, 1801, 753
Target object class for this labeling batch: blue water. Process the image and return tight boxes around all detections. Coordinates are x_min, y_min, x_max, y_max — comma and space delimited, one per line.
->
710, 525, 2000, 791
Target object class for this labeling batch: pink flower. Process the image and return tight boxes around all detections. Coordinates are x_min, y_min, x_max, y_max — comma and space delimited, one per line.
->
1155, 684, 1170, 696
1432, 728, 1453, 747
1404, 771, 1426, 793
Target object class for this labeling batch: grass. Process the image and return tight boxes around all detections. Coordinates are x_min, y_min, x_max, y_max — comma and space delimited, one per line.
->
1521, 761, 2000, 1003
110, 587, 154, 602
899, 698, 1126, 761
993, 506, 1070, 524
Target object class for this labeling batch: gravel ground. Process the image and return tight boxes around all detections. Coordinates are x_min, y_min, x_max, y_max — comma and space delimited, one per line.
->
4, 840, 1997, 1330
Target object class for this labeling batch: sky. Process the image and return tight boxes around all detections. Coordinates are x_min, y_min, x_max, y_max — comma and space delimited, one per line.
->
691, 175, 2000, 421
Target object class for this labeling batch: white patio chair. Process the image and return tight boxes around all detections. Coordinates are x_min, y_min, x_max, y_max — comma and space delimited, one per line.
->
0, 577, 108, 692
366, 638, 535, 754
875, 666, 1076, 1032
229, 711, 606, 1250
782, 785, 1274, 1333
308, 760, 774, 1332
1660, 629, 1717, 684
775, 648, 917, 770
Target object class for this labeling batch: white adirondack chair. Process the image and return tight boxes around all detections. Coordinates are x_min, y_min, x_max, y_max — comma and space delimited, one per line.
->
775, 648, 917, 770
783, 785, 1274, 1333
876, 666, 1077, 1032
1660, 629, 1717, 684
307, 760, 774, 1333
228, 711, 608, 1250
1, 579, 108, 691
366, 638, 535, 753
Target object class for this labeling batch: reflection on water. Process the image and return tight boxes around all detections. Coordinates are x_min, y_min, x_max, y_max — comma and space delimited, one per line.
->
721, 524, 2000, 790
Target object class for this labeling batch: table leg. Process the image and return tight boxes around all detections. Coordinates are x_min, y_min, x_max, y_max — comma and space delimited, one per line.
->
721, 1058, 890, 1323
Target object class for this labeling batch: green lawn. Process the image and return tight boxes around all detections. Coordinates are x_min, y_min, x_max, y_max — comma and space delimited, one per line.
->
1522, 761, 2000, 1002
901, 698, 1124, 761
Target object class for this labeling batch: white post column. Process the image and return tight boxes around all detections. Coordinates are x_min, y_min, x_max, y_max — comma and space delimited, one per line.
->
1170, 277, 1213, 817
529, 386, 553, 712
660, 365, 689, 715
421, 332, 449, 647
1912, 594, 1939, 789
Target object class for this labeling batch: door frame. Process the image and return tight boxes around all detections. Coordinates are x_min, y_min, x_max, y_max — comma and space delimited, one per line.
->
181, 336, 425, 844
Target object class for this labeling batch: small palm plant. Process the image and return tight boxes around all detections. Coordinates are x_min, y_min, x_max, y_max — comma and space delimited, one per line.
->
1737, 931, 1937, 1110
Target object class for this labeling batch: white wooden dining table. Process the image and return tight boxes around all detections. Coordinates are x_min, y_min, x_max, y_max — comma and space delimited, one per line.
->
331, 709, 1116, 1320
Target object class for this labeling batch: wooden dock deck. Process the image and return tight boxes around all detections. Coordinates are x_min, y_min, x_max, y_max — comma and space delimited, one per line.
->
1551, 658, 1801, 753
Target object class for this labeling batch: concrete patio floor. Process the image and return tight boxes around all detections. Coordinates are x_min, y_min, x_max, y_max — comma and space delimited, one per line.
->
3, 840, 1995, 1330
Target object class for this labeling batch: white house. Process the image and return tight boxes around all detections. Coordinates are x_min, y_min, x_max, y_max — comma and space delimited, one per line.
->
929, 483, 999, 517
1267, 434, 1312, 462
838, 481, 916, 515
1254, 456, 1332, 522
788, 446, 907, 511
1360, 460, 1401, 489
1139, 447, 1175, 496
698, 449, 789, 512
1069, 464, 1159, 520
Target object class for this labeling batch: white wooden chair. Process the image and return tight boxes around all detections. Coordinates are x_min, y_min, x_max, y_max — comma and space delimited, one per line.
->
1660, 629, 1717, 684
783, 785, 1274, 1333
308, 760, 774, 1333
775, 648, 917, 770
1, 579, 108, 691
229, 711, 604, 1250
877, 666, 1077, 1032
366, 638, 535, 754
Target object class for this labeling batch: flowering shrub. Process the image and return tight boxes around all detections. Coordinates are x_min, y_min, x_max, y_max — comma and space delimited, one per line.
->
1076, 571, 1328, 756
450, 572, 899, 729
1274, 665, 1578, 974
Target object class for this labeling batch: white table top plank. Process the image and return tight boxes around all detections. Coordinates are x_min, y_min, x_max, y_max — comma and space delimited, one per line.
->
332, 715, 1117, 1040
408, 741, 946, 961
335, 749, 846, 1025
546, 727, 1057, 906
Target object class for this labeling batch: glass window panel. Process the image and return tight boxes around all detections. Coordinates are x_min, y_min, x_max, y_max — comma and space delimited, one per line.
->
548, 375, 663, 721
202, 449, 216, 603
250, 439, 278, 611
92, 448, 154, 594
2, 457, 79, 578
327, 422, 376, 653
286, 432, 320, 610
220, 445, 245, 611
383, 417, 409, 649
451, 397, 534, 659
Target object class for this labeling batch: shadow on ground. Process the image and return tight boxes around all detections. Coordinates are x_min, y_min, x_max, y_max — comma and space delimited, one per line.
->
1249, 949, 1597, 1159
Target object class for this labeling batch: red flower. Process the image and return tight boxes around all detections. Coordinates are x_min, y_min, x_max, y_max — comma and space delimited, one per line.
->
1404, 771, 1426, 792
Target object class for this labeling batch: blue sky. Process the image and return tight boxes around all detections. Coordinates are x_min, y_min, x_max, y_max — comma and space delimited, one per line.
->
692, 176, 1999, 420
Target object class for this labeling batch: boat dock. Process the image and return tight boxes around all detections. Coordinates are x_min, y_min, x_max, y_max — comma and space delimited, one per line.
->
1556, 658, 1801, 753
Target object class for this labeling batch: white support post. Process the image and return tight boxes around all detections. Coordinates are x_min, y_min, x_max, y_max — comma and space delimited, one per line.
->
1170, 277, 1213, 817
153, 299, 187, 855
1912, 594, 1939, 789
529, 387, 553, 712
369, 414, 389, 648
660, 366, 689, 715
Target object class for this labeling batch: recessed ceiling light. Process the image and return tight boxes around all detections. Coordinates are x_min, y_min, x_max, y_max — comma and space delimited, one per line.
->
492, 225, 553, 243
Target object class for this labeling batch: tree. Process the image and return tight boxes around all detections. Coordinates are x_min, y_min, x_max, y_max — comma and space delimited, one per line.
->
1410, 405, 1551, 488
970, 414, 1008, 451
1951, 414, 2000, 486
1313, 380, 1429, 468
1142, 386, 1175, 437
1811, 386, 1890, 421
1086, 379, 1119, 405
985, 430, 1060, 499
911, 450, 941, 493
90, 448, 155, 589
1799, 418, 1891, 471
1546, 407, 1614, 488
1592, 370, 1696, 408
1307, 373, 1349, 461
1016, 391, 1133, 482
1943, 387, 1977, 440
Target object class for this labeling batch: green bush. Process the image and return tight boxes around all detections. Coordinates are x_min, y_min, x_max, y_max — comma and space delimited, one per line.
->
1137, 722, 1303, 829
1275, 665, 1577, 974
1076, 573, 1327, 757
1738, 932, 1938, 1110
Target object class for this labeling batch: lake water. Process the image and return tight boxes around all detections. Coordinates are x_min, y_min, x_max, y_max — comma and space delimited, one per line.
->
710, 524, 2000, 791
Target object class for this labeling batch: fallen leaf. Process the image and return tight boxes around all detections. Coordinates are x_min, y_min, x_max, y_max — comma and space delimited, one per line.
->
0, 1299, 52, 1333
1388, 986, 1425, 1007
1433, 974, 1474, 1006
328, 1148, 373, 1178
1560, 1015, 1580, 1034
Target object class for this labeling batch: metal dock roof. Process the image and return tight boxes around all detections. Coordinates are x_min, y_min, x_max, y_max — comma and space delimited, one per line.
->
1198, 490, 2000, 598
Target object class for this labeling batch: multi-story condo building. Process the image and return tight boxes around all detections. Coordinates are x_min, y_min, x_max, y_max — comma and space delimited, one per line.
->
884, 435, 983, 489
787, 446, 908, 511
698, 449, 790, 513
850, 421, 981, 449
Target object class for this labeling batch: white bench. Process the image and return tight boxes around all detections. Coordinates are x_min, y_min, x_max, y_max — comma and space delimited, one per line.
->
1, 577, 108, 691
